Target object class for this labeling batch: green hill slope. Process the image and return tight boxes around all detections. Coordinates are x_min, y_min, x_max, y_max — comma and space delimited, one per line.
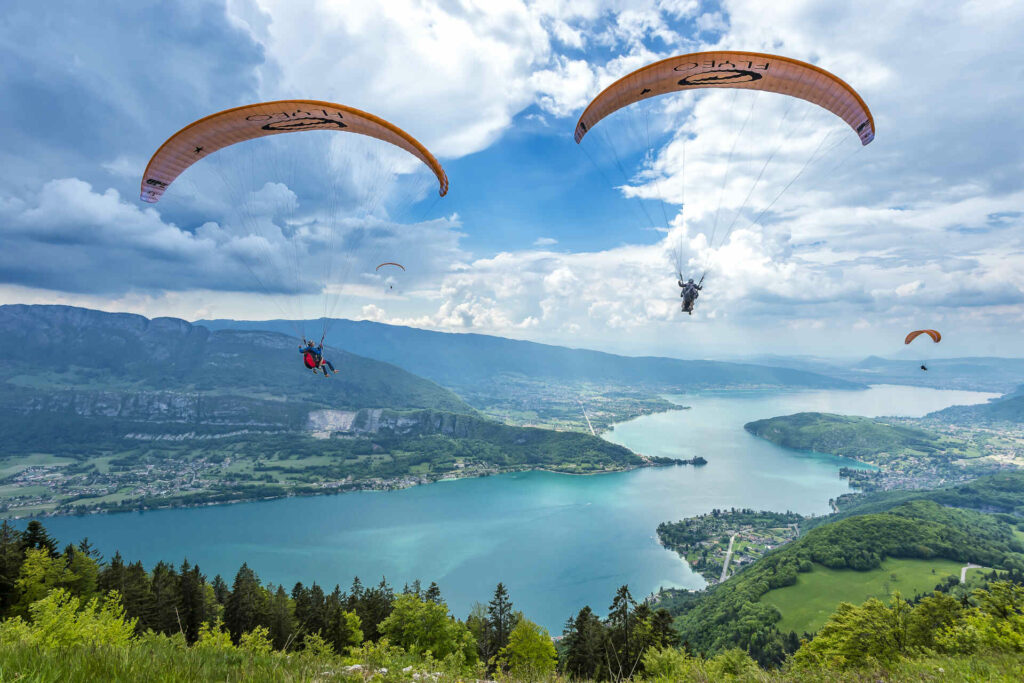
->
743, 412, 946, 463
666, 500, 1024, 667
0, 305, 644, 517
926, 386, 1024, 425
0, 305, 471, 419
801, 471, 1024, 531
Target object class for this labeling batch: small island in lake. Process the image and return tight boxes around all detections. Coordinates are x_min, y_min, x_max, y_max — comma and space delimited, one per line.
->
648, 455, 708, 466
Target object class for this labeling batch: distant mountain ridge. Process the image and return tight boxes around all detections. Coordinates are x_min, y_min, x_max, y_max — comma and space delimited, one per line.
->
0, 305, 650, 517
0, 305, 472, 430
198, 317, 864, 391
925, 384, 1024, 425
738, 354, 1024, 393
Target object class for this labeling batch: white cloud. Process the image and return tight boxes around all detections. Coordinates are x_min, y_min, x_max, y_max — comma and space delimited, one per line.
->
3, 0, 1024, 358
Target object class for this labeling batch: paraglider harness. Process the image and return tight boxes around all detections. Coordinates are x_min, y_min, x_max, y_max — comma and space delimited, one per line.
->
680, 274, 704, 315
301, 335, 327, 371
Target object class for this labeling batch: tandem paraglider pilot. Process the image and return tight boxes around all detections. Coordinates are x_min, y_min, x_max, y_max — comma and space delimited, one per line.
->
300, 339, 337, 377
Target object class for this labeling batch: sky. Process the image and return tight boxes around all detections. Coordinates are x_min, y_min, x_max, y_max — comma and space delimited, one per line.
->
1, 0, 1022, 360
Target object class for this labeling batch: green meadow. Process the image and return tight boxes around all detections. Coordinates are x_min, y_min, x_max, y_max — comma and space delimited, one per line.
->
762, 557, 963, 634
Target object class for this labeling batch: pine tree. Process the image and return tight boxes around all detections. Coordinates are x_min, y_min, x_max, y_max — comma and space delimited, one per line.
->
20, 521, 56, 555
466, 602, 493, 663
177, 559, 207, 643
304, 583, 328, 637
99, 551, 127, 595
266, 585, 297, 650
561, 606, 607, 680
607, 585, 638, 679
487, 583, 515, 664
211, 575, 230, 605
0, 521, 26, 615
350, 577, 393, 641
76, 537, 101, 560
150, 561, 182, 635
224, 563, 265, 643
121, 561, 156, 631
650, 607, 676, 648
424, 581, 442, 604
62, 544, 99, 599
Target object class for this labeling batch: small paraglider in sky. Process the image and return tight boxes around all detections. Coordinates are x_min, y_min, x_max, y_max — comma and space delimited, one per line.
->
376, 262, 405, 293
905, 329, 941, 371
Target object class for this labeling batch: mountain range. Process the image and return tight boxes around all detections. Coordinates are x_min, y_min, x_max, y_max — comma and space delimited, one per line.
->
199, 317, 864, 392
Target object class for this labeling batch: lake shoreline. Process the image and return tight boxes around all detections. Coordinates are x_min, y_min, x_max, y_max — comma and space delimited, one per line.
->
7, 458, 700, 521
29, 384, 996, 633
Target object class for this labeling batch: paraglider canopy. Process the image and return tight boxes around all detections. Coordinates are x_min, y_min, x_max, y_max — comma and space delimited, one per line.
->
575, 51, 874, 146
376, 262, 406, 271
141, 99, 449, 203
905, 329, 941, 344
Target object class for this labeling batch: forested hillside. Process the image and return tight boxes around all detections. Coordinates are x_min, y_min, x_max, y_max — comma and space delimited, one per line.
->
744, 412, 945, 462
0, 306, 648, 518
925, 385, 1024, 425
744, 409, 1022, 495
0, 305, 471, 420
663, 499, 1024, 667
802, 471, 1024, 531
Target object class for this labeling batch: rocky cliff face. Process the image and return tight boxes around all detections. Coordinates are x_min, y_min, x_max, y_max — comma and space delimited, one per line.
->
307, 409, 476, 436
306, 408, 522, 440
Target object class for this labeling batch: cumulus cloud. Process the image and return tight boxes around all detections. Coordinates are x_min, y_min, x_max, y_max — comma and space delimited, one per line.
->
2, 0, 1023, 358
0, 176, 467, 306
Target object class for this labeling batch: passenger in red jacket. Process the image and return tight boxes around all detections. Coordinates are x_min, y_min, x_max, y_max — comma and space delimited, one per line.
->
299, 339, 337, 377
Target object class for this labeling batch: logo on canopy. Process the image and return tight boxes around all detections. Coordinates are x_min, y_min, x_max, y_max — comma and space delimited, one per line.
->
678, 70, 763, 86
261, 117, 349, 132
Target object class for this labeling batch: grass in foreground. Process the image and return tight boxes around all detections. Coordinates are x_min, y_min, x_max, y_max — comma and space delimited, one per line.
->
2, 643, 1023, 683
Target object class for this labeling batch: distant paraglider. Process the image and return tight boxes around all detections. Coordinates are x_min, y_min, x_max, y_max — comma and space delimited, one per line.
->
376, 262, 406, 292
905, 329, 941, 371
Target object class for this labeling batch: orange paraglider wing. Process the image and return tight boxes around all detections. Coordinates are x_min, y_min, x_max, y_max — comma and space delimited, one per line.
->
905, 329, 941, 344
141, 100, 448, 203
375, 262, 406, 271
574, 51, 874, 145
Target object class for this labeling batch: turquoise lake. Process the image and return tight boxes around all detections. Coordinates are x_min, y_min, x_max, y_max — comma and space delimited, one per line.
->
37, 384, 996, 631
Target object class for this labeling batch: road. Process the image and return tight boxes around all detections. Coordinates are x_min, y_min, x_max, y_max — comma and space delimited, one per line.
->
961, 563, 984, 583
578, 401, 596, 436
720, 533, 737, 582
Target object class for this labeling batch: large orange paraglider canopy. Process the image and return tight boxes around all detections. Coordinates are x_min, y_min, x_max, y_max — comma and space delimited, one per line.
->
905, 329, 941, 344
141, 99, 448, 203
574, 51, 875, 146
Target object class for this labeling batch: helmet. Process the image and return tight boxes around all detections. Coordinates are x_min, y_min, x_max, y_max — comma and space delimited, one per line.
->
687, 279, 694, 284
